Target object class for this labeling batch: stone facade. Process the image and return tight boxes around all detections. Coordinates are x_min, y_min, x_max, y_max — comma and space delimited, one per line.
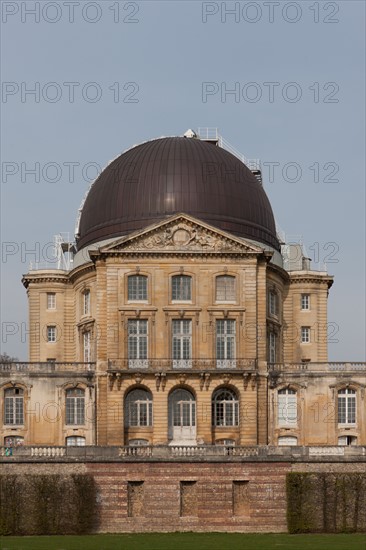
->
1, 214, 365, 448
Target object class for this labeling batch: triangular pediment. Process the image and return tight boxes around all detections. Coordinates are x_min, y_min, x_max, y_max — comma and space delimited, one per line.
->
98, 214, 264, 256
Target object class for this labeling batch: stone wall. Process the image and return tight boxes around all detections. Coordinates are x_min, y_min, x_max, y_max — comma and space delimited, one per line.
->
1, 452, 365, 534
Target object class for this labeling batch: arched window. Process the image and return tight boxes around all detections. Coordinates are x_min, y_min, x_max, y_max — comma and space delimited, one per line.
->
212, 388, 239, 427
172, 275, 192, 301
125, 389, 153, 427
338, 388, 356, 425
65, 388, 85, 425
4, 387, 24, 425
128, 275, 147, 301
278, 388, 297, 427
216, 275, 235, 301
168, 388, 196, 442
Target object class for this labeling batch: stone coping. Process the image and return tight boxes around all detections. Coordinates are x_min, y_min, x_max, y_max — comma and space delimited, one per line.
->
1, 445, 365, 463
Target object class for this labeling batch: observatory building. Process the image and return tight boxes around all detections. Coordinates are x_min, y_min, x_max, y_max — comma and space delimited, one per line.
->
2, 129, 365, 449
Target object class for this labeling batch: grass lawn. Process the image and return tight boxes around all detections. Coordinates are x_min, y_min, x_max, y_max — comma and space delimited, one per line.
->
0, 533, 365, 550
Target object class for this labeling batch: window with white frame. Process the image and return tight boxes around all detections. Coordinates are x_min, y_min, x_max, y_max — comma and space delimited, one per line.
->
128, 275, 147, 301
215, 439, 236, 446
269, 291, 277, 316
47, 292, 56, 310
4, 435, 24, 446
4, 388, 24, 425
65, 388, 85, 425
216, 275, 235, 301
269, 331, 277, 363
83, 290, 90, 316
301, 326, 310, 343
212, 388, 239, 427
47, 325, 56, 343
128, 439, 149, 446
338, 435, 357, 446
66, 436, 86, 446
301, 294, 310, 310
278, 388, 298, 427
338, 388, 356, 425
278, 436, 298, 446
83, 331, 91, 362
172, 275, 192, 301
216, 320, 236, 363
125, 389, 153, 427
172, 320, 192, 361
128, 320, 148, 364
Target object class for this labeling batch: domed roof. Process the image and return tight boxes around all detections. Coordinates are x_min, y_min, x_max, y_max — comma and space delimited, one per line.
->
77, 136, 279, 251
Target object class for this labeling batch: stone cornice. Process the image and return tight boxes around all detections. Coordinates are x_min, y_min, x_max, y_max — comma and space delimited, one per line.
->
289, 272, 334, 288
22, 271, 69, 289
68, 262, 95, 284
267, 262, 290, 283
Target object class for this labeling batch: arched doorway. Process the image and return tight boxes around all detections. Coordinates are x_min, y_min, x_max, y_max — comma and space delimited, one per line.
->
168, 388, 196, 444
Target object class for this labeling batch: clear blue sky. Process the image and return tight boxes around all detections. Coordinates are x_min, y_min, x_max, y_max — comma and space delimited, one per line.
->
1, 0, 365, 360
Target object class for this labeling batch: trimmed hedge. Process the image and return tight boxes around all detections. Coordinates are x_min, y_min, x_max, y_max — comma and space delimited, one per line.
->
0, 474, 98, 535
287, 472, 366, 533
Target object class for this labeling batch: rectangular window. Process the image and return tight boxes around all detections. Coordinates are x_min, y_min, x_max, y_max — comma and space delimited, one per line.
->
301, 326, 310, 343
269, 291, 277, 315
216, 320, 236, 367
128, 320, 148, 367
127, 481, 144, 517
172, 275, 192, 301
66, 436, 86, 446
180, 481, 198, 517
128, 275, 147, 301
65, 389, 85, 425
278, 389, 297, 427
301, 294, 310, 310
4, 389, 24, 425
83, 331, 91, 362
172, 320, 192, 367
338, 390, 356, 425
47, 292, 56, 310
47, 326, 56, 343
216, 276, 235, 301
83, 290, 90, 316
269, 332, 276, 363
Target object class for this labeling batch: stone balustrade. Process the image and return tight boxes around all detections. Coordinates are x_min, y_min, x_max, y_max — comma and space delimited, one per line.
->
1, 445, 365, 462
108, 358, 257, 372
0, 362, 95, 374
268, 362, 366, 373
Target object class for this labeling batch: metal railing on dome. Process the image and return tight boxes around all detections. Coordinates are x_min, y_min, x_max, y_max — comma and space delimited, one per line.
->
197, 128, 261, 172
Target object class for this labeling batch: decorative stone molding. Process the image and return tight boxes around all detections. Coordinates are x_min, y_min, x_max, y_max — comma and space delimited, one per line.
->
155, 373, 167, 391
199, 372, 211, 391
96, 215, 263, 257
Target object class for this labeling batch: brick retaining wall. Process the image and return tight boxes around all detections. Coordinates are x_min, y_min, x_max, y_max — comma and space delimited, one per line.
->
2, 451, 365, 533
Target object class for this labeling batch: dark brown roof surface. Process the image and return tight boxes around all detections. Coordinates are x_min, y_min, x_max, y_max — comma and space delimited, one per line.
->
77, 137, 279, 251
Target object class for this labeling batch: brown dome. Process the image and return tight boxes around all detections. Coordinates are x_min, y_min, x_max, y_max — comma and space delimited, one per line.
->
77, 137, 279, 251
